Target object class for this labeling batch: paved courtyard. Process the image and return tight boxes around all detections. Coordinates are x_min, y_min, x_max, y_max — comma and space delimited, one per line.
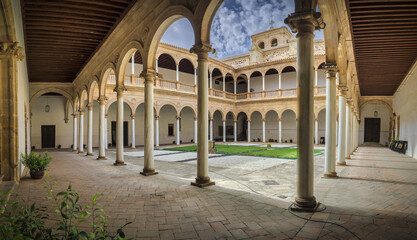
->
7, 144, 417, 239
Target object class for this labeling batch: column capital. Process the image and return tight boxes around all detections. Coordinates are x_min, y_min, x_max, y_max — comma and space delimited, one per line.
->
64, 118, 69, 123
87, 103, 93, 111
278, 118, 282, 121
72, 113, 78, 117
97, 96, 108, 105
284, 11, 325, 34
113, 85, 127, 96
338, 86, 349, 96
130, 114, 135, 120
247, 119, 251, 123
222, 119, 226, 123
140, 69, 157, 84
105, 114, 108, 119
262, 118, 265, 122
190, 42, 216, 58
79, 110, 84, 115
234, 120, 238, 123
0, 42, 25, 61
155, 115, 160, 120
176, 116, 181, 120
323, 63, 338, 72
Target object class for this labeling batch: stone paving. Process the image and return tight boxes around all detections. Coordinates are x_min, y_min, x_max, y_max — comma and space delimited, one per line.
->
6, 145, 417, 239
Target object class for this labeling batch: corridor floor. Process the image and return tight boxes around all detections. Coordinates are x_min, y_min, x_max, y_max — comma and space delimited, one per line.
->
8, 146, 417, 239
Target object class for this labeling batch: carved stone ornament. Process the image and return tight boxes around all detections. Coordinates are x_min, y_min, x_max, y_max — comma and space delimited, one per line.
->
0, 42, 25, 61
284, 11, 325, 33
64, 118, 69, 124
323, 63, 338, 72
114, 53, 120, 64
338, 86, 349, 96
190, 42, 216, 55
97, 96, 108, 105
113, 85, 127, 94
140, 69, 157, 83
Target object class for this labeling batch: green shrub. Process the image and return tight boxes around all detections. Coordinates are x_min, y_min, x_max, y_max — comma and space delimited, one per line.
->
21, 152, 52, 172
0, 175, 130, 239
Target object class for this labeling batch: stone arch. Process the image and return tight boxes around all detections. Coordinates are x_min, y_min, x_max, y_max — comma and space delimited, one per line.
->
266, 109, 279, 120
74, 96, 79, 113
315, 62, 326, 70
159, 103, 179, 117
264, 68, 279, 76
116, 41, 144, 87
318, 0, 338, 65
281, 65, 296, 73
29, 87, 74, 110
179, 57, 196, 70
145, 6, 196, 70
158, 53, 178, 68
180, 104, 196, 118
99, 62, 117, 97
279, 108, 297, 119
79, 87, 88, 111
198, 0, 223, 44
359, 100, 393, 116
212, 109, 224, 120
250, 110, 263, 121
88, 76, 99, 103
315, 105, 327, 120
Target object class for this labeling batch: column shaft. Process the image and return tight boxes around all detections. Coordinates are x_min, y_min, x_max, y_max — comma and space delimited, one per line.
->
337, 94, 346, 165
78, 111, 84, 153
194, 119, 198, 144
191, 44, 214, 187
176, 117, 180, 145
262, 119, 266, 142
141, 71, 157, 175
278, 119, 282, 143
248, 121, 251, 142
155, 117, 160, 147
176, 64, 179, 82
345, 105, 352, 159
279, 73, 282, 89
98, 100, 106, 160
209, 119, 213, 141
114, 89, 125, 165
104, 116, 108, 150
324, 65, 337, 177
315, 119, 319, 144
87, 106, 93, 155
131, 117, 135, 149
73, 114, 78, 151
222, 76, 225, 92
223, 121, 226, 142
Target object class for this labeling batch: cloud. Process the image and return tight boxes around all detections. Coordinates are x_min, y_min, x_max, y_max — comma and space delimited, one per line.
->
160, 0, 323, 59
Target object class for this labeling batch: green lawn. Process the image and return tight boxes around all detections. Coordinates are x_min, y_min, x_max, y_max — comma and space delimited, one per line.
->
165, 144, 324, 159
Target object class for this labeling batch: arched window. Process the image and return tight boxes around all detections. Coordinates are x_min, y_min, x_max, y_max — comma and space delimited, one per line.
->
271, 38, 277, 47
258, 42, 265, 49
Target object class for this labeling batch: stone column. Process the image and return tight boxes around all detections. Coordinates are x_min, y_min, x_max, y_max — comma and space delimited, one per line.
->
315, 69, 318, 86
114, 85, 126, 166
86, 103, 94, 156
194, 68, 197, 85
194, 117, 198, 144
262, 75, 265, 91
155, 115, 160, 147
190, 43, 215, 187
222, 76, 226, 92
345, 103, 352, 159
285, 11, 324, 210
97, 96, 107, 160
141, 70, 158, 175
155, 59, 158, 73
104, 115, 108, 150
262, 118, 266, 142
323, 65, 338, 178
337, 87, 347, 165
73, 113, 78, 151
131, 56, 135, 74
278, 118, 282, 143
78, 110, 84, 153
248, 79, 251, 92
247, 120, 251, 142
234, 79, 237, 94
314, 118, 319, 145
234, 120, 237, 142
131, 115, 135, 149
176, 64, 179, 82
222, 120, 226, 142
209, 118, 213, 141
279, 73, 282, 89
176, 116, 181, 145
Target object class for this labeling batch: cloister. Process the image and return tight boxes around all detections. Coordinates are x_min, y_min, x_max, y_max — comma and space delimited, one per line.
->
1, 0, 417, 239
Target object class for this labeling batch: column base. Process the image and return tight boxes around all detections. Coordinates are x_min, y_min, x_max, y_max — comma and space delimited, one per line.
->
155, 146, 160, 149
113, 161, 126, 166
78, 151, 84, 154
72, 149, 77, 152
191, 177, 215, 188
322, 172, 338, 178
140, 168, 158, 176
337, 161, 346, 166
130, 147, 136, 150
97, 156, 107, 160
291, 197, 323, 212
86, 153, 93, 156
345, 156, 351, 159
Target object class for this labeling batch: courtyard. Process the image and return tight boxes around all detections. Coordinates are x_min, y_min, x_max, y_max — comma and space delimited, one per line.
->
6, 144, 417, 239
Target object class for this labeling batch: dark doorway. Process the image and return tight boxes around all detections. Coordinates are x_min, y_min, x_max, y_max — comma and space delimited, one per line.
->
41, 125, 55, 148
111, 121, 128, 147
364, 118, 381, 143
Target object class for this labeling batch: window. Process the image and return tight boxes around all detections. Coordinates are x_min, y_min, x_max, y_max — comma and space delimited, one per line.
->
258, 42, 265, 49
168, 124, 174, 137
271, 38, 277, 47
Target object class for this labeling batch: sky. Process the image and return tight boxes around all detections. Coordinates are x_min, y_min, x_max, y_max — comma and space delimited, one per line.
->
160, 0, 324, 59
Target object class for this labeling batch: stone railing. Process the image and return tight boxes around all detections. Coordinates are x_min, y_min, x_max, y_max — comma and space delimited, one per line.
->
107, 73, 327, 101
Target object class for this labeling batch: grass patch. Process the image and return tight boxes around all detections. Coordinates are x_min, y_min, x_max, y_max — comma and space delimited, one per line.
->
165, 144, 324, 159
244, 148, 324, 158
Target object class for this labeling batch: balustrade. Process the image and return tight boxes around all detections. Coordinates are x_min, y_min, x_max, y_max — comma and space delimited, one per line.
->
106, 73, 328, 101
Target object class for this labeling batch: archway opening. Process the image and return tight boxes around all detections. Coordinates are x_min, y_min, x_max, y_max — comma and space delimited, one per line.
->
237, 112, 248, 141
281, 109, 296, 143
265, 110, 279, 142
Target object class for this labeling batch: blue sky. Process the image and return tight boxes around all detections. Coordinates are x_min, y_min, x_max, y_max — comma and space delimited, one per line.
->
160, 0, 324, 59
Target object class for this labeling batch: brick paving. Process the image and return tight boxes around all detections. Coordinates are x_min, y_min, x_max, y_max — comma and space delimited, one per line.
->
6, 146, 417, 239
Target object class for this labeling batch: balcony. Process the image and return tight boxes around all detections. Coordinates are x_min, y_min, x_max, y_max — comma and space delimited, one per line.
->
107, 73, 327, 101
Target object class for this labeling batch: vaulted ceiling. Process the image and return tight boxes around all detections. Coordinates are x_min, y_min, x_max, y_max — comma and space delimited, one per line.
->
22, 0, 136, 83
347, 0, 417, 96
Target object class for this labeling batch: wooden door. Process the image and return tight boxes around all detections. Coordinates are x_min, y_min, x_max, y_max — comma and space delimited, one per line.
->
111, 121, 128, 146
364, 118, 380, 143
41, 125, 55, 148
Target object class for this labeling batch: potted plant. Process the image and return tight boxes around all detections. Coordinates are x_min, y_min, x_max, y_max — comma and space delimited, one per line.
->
267, 143, 272, 150
21, 152, 52, 179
